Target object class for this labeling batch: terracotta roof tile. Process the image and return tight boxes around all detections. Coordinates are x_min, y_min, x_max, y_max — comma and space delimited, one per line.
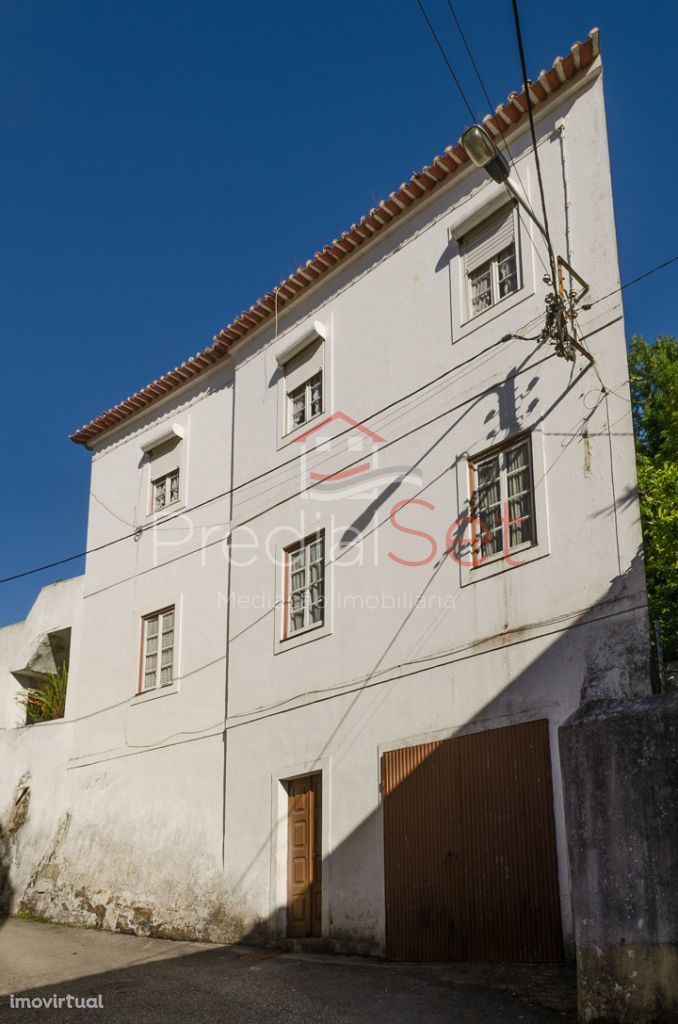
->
70, 28, 600, 447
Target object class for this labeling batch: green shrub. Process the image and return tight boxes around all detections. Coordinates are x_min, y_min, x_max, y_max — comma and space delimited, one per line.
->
629, 335, 678, 661
16, 663, 68, 724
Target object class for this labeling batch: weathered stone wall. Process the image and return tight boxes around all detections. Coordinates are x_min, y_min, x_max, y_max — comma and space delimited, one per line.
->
560, 695, 678, 1023
0, 721, 265, 945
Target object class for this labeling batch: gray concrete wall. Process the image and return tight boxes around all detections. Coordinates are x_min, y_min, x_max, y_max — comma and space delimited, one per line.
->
559, 695, 678, 1023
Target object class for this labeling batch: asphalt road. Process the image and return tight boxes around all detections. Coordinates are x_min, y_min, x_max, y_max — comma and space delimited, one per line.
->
0, 919, 576, 1023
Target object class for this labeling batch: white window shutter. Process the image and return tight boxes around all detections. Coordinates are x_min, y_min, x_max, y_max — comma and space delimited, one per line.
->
149, 436, 182, 480
464, 206, 515, 275
285, 337, 323, 393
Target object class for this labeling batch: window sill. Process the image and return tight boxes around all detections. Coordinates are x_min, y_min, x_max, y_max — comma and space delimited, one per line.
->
130, 681, 179, 705
471, 537, 535, 569
144, 500, 186, 525
274, 619, 330, 654
277, 410, 326, 451
460, 541, 549, 587
457, 283, 532, 340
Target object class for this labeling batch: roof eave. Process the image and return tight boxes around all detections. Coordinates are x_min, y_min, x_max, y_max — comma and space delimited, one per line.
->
69, 28, 600, 449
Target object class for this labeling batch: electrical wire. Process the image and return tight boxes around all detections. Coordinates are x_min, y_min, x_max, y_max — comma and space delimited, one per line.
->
71, 597, 647, 761
5, 38, 671, 594
510, 0, 558, 289
415, 0, 477, 122
581, 254, 678, 310
6, 165, 665, 598
22, 11, 552, 587
225, 337, 506, 513
0, 300, 635, 589
445, 0, 491, 112
443, 3, 674, 349
445, 0, 525, 185
54, 325, 574, 603
508, 313, 622, 346
230, 351, 560, 533
0, 333, 533, 585
2, 338, 562, 587
421, 0, 550, 285
7, 312, 620, 594
443, 0, 550, 281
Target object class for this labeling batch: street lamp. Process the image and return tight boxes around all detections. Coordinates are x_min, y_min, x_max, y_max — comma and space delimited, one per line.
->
460, 124, 547, 243
461, 125, 591, 362
461, 124, 510, 183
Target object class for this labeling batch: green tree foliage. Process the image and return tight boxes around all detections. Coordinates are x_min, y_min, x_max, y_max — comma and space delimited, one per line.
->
628, 335, 678, 659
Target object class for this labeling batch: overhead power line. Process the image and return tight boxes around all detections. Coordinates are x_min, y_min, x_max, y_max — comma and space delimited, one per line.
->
442, 0, 548, 280
0, 332, 534, 585
417, 0, 549, 285
582, 255, 678, 309
2, 311, 632, 588
415, 0, 477, 122
4, 14, 672, 591
445, 0, 494, 114
510, 0, 558, 289
443, 0, 525, 187
437, 6, 678, 320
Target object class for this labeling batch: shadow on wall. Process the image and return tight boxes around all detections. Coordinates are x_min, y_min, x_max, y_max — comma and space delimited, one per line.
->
227, 553, 650, 962
222, 364, 648, 957
9, 553, 649, 958
4, 371, 650, 955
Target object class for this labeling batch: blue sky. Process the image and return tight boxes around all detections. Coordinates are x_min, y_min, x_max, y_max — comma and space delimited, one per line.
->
1, 0, 676, 626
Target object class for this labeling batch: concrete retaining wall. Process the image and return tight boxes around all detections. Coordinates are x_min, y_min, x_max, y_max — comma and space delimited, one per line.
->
560, 695, 678, 1023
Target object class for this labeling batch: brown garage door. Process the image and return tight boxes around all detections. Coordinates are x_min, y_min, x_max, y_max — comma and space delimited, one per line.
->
382, 719, 563, 962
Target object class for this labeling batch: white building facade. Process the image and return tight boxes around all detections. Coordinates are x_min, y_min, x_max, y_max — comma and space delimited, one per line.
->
0, 31, 651, 960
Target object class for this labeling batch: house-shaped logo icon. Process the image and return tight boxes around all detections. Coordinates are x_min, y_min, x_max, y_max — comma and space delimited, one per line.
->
295, 411, 421, 501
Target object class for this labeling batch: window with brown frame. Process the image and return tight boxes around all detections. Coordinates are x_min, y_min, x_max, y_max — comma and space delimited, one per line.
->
140, 607, 175, 691
469, 436, 535, 564
284, 533, 325, 637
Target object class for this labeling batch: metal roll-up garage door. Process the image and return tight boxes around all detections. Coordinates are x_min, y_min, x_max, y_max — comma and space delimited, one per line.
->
382, 719, 563, 962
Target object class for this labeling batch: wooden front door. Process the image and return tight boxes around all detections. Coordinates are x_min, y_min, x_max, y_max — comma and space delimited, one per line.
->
382, 719, 563, 962
287, 774, 322, 938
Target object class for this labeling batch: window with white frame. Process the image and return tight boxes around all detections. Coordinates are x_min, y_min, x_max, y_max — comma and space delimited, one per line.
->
148, 436, 182, 513
285, 533, 325, 636
152, 469, 179, 511
470, 436, 534, 563
463, 205, 519, 318
141, 607, 175, 690
284, 338, 323, 432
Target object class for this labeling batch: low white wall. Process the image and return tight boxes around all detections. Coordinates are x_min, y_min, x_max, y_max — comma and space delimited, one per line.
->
0, 719, 71, 910
0, 621, 25, 730
0, 722, 251, 941
0, 576, 83, 730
